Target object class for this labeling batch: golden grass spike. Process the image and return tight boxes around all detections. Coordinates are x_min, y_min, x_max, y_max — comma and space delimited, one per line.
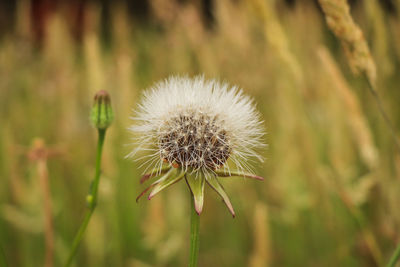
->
249, 0, 304, 88
318, 0, 377, 86
317, 46, 378, 169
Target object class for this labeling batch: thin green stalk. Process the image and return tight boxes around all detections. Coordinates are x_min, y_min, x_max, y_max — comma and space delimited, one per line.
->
364, 74, 400, 155
189, 195, 200, 267
64, 129, 106, 267
0, 244, 8, 267
387, 242, 400, 267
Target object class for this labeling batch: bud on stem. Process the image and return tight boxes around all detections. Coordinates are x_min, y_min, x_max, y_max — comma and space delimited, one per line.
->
90, 90, 114, 129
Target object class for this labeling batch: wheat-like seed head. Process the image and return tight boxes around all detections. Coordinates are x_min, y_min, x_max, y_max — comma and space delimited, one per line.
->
318, 0, 377, 86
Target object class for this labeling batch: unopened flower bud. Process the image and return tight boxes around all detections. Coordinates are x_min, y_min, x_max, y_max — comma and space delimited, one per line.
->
90, 90, 114, 129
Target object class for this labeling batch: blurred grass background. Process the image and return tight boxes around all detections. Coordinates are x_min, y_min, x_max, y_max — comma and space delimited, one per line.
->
1, 0, 400, 266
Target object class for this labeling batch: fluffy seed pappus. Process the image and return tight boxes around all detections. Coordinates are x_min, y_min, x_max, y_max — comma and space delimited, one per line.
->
128, 76, 265, 216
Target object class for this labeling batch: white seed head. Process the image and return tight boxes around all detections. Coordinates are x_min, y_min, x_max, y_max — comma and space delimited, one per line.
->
128, 76, 265, 175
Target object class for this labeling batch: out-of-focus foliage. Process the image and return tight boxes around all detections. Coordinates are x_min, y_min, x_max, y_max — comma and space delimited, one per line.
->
1, 0, 400, 266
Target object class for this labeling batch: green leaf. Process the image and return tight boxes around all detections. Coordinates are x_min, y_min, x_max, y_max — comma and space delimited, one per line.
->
186, 173, 206, 215
207, 177, 235, 217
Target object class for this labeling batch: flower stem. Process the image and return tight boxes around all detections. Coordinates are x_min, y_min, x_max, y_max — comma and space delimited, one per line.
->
37, 157, 54, 267
387, 242, 400, 267
189, 195, 200, 267
64, 128, 106, 267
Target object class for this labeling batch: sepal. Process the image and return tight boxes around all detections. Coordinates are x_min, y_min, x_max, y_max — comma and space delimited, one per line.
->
207, 177, 235, 217
148, 169, 185, 199
215, 170, 264, 181
186, 173, 206, 215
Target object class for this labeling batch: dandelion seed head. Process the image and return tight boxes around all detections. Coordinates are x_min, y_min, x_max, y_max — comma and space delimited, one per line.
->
129, 76, 265, 175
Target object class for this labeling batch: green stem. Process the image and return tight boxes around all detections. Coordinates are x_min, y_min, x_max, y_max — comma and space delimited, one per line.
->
64, 129, 106, 267
387, 242, 400, 267
189, 195, 200, 267
0, 244, 8, 267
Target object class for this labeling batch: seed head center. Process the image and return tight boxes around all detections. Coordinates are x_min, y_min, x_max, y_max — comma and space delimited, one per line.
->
159, 112, 230, 170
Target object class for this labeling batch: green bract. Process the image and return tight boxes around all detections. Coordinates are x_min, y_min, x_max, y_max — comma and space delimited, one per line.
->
137, 166, 264, 217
